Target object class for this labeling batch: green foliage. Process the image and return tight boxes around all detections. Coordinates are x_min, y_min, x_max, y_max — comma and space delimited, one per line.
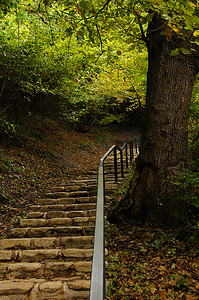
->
169, 274, 188, 291
0, 1, 148, 128
0, 156, 26, 175
0, 116, 16, 138
1, 0, 198, 130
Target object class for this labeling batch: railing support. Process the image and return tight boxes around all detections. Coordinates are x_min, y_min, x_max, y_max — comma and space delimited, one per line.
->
125, 144, 128, 169
113, 147, 118, 182
135, 136, 138, 154
120, 150, 124, 178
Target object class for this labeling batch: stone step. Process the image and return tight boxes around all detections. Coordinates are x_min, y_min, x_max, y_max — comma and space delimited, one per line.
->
39, 196, 98, 206
75, 175, 97, 181
27, 209, 96, 219
0, 279, 90, 300
105, 183, 118, 189
0, 156, 133, 297
0, 248, 93, 262
0, 261, 92, 280
10, 226, 95, 238
50, 184, 98, 193
19, 217, 95, 228
37, 198, 76, 205
0, 237, 94, 250
67, 178, 97, 183
31, 203, 96, 212
46, 191, 89, 199
85, 170, 97, 175
39, 195, 97, 206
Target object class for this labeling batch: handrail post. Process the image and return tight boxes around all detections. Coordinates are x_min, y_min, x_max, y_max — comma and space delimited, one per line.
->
130, 142, 132, 162
135, 136, 138, 154
131, 140, 134, 160
120, 150, 124, 178
125, 144, 128, 169
138, 134, 141, 150
114, 147, 118, 182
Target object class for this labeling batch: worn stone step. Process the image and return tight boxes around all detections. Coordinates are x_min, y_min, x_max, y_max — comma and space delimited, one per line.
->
36, 196, 97, 206
84, 170, 96, 175
46, 190, 89, 199
0, 261, 92, 280
66, 179, 97, 185
19, 217, 95, 228
0, 279, 90, 300
31, 203, 96, 212
37, 198, 76, 205
28, 209, 96, 219
0, 248, 93, 263
105, 183, 118, 190
75, 175, 97, 181
77, 196, 97, 203
50, 184, 98, 193
11, 225, 95, 238
50, 185, 81, 192
86, 184, 98, 190
0, 237, 94, 250
45, 209, 96, 219
88, 190, 97, 197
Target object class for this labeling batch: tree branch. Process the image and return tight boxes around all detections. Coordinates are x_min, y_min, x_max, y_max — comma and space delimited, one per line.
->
137, 17, 147, 44
96, 23, 103, 52
95, 0, 112, 18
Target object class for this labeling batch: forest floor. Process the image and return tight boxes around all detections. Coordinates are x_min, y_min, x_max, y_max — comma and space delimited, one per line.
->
0, 118, 198, 299
107, 223, 199, 299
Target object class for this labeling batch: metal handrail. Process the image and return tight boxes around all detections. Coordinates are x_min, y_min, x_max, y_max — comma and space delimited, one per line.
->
89, 135, 140, 300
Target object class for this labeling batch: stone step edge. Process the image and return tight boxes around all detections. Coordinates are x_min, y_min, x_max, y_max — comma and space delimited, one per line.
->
31, 203, 97, 212
0, 236, 95, 250
27, 209, 96, 219
0, 278, 91, 296
0, 248, 95, 262
0, 261, 92, 280
10, 226, 95, 238
18, 217, 96, 227
0, 248, 108, 262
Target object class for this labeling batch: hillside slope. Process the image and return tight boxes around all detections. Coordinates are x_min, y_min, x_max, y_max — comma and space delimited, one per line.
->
0, 118, 138, 238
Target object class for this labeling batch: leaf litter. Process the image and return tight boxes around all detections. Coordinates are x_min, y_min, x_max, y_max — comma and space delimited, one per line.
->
106, 224, 199, 299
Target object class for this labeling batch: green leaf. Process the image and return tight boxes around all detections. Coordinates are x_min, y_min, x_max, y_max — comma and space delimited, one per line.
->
170, 49, 180, 56
180, 47, 190, 55
185, 17, 194, 31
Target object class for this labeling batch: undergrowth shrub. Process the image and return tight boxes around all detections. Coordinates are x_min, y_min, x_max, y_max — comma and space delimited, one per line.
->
0, 116, 16, 140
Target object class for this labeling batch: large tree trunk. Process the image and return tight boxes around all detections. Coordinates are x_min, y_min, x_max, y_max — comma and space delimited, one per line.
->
109, 15, 199, 226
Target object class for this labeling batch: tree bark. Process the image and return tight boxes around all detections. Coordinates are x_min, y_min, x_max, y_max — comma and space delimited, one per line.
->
108, 15, 199, 226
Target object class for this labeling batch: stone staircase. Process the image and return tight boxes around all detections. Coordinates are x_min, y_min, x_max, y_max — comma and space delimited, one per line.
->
0, 154, 126, 299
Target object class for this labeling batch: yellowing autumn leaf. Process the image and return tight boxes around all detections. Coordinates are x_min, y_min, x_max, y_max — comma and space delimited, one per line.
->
168, 23, 183, 35
193, 30, 199, 37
